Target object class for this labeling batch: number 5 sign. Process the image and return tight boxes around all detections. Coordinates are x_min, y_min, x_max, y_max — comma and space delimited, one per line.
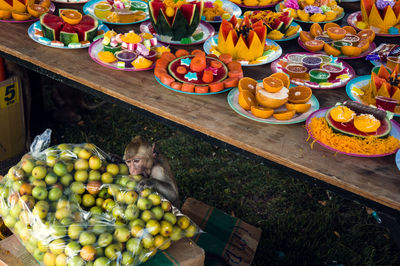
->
0, 81, 19, 109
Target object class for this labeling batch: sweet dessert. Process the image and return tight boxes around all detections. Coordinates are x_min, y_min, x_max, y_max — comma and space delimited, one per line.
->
38, 10, 101, 48
299, 23, 375, 58
237, 73, 313, 120
356, 65, 400, 114
154, 49, 241, 93
279, 0, 343, 22
243, 10, 301, 40
148, 0, 204, 42
307, 101, 400, 156
367, 43, 400, 70
202, 0, 231, 21
357, 0, 400, 34
0, 0, 50, 20
230, 0, 280, 7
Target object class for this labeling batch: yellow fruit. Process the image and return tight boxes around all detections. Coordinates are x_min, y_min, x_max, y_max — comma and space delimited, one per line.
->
267, 30, 285, 40
0, 9, 11, 19
285, 25, 300, 37
238, 90, 257, 110
297, 10, 309, 21
310, 13, 326, 22
250, 106, 274, 118
273, 110, 296, 120
285, 103, 311, 113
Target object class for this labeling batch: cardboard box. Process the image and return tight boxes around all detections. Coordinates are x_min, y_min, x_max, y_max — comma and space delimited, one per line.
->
0, 76, 26, 174
182, 198, 262, 266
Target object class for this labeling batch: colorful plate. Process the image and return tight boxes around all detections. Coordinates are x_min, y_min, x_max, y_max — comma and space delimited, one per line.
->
275, 4, 345, 24
52, 0, 89, 3
83, 0, 149, 25
88, 38, 157, 71
228, 87, 319, 124
345, 75, 400, 117
0, 3, 55, 23
395, 149, 400, 171
202, 0, 241, 23
235, 0, 281, 9
140, 20, 215, 46
270, 52, 356, 89
28, 21, 109, 49
155, 76, 232, 95
203, 36, 282, 66
347, 11, 400, 37
306, 107, 400, 157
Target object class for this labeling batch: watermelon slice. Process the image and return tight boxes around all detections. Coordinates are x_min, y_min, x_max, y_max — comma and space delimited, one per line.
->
72, 15, 98, 42
60, 23, 79, 45
40, 13, 64, 41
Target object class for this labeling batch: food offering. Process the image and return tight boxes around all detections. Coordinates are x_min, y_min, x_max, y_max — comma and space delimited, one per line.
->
0, 0, 54, 22
228, 74, 320, 124
83, 0, 149, 24
347, 65, 400, 115
154, 49, 242, 94
347, 0, 400, 36
229, 0, 281, 9
306, 101, 400, 156
271, 52, 355, 89
367, 43, 400, 69
277, 0, 344, 23
89, 30, 168, 70
243, 10, 302, 41
29, 10, 108, 49
205, 16, 282, 65
202, 0, 241, 23
0, 141, 200, 265
298, 23, 376, 59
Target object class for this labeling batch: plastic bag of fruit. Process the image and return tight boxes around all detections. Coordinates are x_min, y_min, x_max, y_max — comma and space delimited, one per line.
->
0, 130, 200, 265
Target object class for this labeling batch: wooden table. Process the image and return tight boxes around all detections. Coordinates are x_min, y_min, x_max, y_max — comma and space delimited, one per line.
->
1, 3, 400, 213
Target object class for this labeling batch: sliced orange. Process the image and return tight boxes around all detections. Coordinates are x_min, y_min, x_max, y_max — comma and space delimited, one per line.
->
273, 110, 296, 120
11, 11, 31, 21
323, 22, 340, 32
0, 9, 12, 20
341, 46, 362, 57
269, 72, 290, 88
299, 31, 314, 43
238, 77, 257, 94
39, 0, 51, 8
288, 86, 312, 104
250, 106, 274, 119
342, 25, 357, 35
357, 29, 375, 43
285, 103, 311, 113
326, 27, 347, 40
323, 43, 341, 56
305, 40, 324, 52
263, 77, 284, 93
310, 23, 323, 37
357, 39, 370, 52
238, 90, 257, 111
60, 9, 82, 25
27, 4, 48, 18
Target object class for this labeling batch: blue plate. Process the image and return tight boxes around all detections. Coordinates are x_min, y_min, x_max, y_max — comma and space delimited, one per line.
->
346, 75, 400, 117
83, 0, 149, 25
28, 21, 109, 49
396, 150, 400, 170
275, 4, 345, 24
201, 0, 241, 23
155, 76, 232, 95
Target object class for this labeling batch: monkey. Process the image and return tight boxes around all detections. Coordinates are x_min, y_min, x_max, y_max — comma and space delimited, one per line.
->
123, 136, 180, 206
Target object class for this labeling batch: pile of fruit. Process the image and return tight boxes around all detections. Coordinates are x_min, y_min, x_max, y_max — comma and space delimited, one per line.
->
237, 73, 314, 120
243, 10, 300, 40
0, 0, 50, 21
230, 0, 280, 7
202, 0, 231, 21
299, 23, 375, 57
357, 0, 400, 34
279, 0, 343, 22
94, 0, 148, 24
0, 143, 198, 265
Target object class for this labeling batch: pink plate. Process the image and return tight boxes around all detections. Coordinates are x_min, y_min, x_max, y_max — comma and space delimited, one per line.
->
270, 52, 356, 90
298, 38, 376, 60
0, 2, 55, 23
347, 11, 400, 37
305, 107, 400, 157
235, 0, 281, 9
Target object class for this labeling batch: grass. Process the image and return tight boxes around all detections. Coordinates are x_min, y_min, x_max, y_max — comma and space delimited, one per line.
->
34, 79, 400, 265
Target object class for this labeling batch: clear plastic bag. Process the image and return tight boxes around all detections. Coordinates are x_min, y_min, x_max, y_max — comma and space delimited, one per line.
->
0, 131, 200, 265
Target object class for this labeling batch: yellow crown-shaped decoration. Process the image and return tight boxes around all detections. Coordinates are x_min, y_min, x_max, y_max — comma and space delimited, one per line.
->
361, 0, 400, 31
0, 0, 35, 12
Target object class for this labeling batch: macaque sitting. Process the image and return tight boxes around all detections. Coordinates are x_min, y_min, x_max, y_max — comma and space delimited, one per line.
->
123, 136, 179, 206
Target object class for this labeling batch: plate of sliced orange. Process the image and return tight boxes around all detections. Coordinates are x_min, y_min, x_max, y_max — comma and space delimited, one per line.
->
228, 75, 319, 124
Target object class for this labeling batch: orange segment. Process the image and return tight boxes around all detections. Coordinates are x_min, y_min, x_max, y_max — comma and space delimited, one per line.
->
39, 0, 51, 8
341, 46, 362, 57
357, 29, 375, 43
27, 4, 49, 18
238, 90, 257, 111
357, 39, 370, 52
262, 77, 284, 93
326, 27, 347, 40
299, 31, 314, 43
238, 77, 257, 94
60, 9, 82, 25
342, 26, 357, 35
11, 11, 31, 20
323, 22, 340, 32
310, 23, 323, 37
273, 110, 296, 120
250, 106, 274, 119
269, 72, 290, 88
305, 40, 324, 52
324, 43, 341, 56
288, 86, 312, 104
285, 103, 311, 113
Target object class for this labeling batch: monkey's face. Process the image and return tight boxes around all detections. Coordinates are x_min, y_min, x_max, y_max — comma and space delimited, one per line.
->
125, 158, 145, 175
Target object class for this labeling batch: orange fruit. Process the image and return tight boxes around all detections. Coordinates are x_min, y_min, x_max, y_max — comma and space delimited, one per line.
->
0, 9, 11, 19
323, 22, 340, 32
27, 4, 48, 18
269, 72, 290, 88
357, 29, 375, 42
305, 40, 324, 52
300, 31, 314, 43
11, 11, 31, 20
326, 27, 347, 40
273, 110, 296, 120
323, 43, 341, 56
262, 77, 284, 93
255, 87, 288, 109
238, 90, 257, 110
238, 77, 257, 94
285, 103, 311, 113
341, 46, 362, 57
80, 245, 96, 261
39, 0, 51, 8
310, 23, 323, 37
357, 39, 370, 52
342, 25, 357, 35
250, 106, 274, 119
60, 9, 82, 25
288, 86, 312, 104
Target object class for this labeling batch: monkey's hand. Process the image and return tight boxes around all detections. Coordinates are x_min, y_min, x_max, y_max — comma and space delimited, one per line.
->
136, 178, 155, 191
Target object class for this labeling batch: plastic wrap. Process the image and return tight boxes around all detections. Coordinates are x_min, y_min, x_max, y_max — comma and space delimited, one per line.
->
0, 131, 200, 266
